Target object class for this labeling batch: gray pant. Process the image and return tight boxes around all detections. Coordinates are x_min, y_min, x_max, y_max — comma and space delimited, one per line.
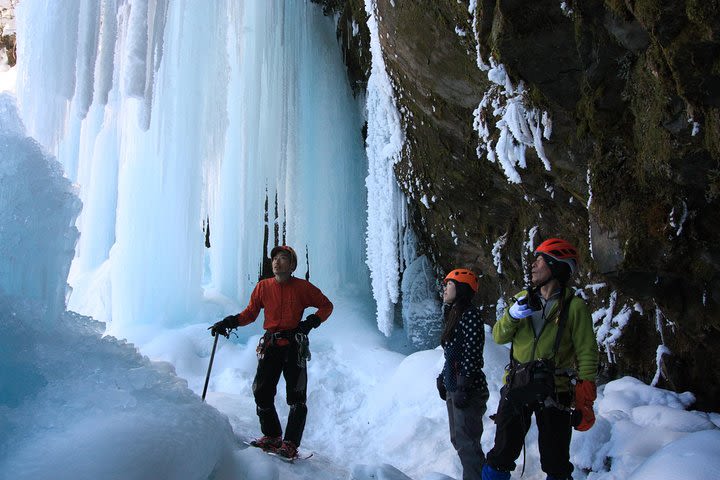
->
447, 390, 488, 480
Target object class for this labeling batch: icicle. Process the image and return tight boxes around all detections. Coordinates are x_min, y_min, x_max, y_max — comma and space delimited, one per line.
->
363, 0, 408, 336
492, 233, 508, 275
594, 291, 632, 363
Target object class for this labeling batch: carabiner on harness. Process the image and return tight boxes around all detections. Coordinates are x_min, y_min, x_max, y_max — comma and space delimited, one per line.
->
256, 335, 268, 360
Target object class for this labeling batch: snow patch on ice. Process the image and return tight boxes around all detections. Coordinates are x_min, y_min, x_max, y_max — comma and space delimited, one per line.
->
521, 226, 538, 284
492, 233, 508, 275
668, 200, 687, 236
689, 117, 701, 136
473, 59, 551, 184
495, 296, 507, 322
468, 0, 488, 71
594, 291, 633, 362
587, 166, 595, 258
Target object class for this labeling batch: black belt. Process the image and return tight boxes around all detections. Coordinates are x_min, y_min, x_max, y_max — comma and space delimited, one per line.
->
264, 330, 296, 341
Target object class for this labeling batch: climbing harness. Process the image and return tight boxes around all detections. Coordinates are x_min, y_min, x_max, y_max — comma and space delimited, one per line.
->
504, 288, 573, 409
256, 329, 312, 366
257, 330, 293, 358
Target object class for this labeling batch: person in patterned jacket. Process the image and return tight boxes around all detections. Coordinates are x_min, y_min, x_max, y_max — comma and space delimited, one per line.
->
436, 268, 489, 480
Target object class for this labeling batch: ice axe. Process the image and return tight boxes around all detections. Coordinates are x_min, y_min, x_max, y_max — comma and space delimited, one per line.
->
202, 333, 219, 401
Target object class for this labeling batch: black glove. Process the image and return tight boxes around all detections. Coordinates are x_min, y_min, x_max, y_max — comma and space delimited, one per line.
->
209, 315, 237, 338
571, 408, 583, 428
436, 374, 447, 401
453, 375, 471, 409
526, 287, 543, 311
297, 314, 322, 335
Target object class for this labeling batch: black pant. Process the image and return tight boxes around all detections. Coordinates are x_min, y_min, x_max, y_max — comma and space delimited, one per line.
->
447, 388, 489, 480
252, 341, 308, 446
486, 389, 574, 478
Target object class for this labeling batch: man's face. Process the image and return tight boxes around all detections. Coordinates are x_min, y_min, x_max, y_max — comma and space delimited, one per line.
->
272, 251, 293, 276
531, 255, 552, 286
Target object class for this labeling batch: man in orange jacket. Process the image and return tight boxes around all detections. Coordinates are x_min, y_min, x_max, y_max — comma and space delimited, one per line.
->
210, 245, 333, 459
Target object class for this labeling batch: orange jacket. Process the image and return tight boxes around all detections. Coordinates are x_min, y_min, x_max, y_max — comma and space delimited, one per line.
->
233, 276, 333, 332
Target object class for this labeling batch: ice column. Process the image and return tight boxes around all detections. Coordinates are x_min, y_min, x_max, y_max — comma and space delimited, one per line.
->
363, 0, 408, 336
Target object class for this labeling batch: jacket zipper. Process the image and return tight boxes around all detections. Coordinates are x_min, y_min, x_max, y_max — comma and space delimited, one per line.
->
280, 280, 284, 328
530, 296, 560, 360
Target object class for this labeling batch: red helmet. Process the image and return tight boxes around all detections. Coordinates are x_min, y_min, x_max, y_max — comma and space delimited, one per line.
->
443, 269, 479, 293
270, 245, 298, 271
534, 238, 578, 274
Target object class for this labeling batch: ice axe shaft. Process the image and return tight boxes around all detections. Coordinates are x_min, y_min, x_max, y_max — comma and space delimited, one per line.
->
202, 333, 219, 401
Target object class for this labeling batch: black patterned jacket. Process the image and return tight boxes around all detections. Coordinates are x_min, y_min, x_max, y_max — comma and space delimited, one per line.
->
441, 305, 488, 392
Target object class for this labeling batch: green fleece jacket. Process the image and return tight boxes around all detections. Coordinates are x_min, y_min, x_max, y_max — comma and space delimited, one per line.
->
493, 287, 598, 392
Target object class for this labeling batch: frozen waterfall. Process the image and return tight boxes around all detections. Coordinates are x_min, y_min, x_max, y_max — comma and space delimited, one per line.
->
16, 0, 372, 334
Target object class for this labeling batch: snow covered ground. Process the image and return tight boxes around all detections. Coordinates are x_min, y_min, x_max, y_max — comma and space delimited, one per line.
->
160, 308, 720, 480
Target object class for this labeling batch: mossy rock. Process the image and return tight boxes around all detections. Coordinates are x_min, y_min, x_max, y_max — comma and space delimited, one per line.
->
0, 33, 15, 66
315, 0, 720, 409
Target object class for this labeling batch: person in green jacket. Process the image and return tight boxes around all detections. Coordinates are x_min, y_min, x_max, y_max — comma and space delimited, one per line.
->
481, 238, 599, 480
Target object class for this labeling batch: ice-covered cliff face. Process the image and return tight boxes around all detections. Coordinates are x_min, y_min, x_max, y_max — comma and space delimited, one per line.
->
318, 0, 720, 410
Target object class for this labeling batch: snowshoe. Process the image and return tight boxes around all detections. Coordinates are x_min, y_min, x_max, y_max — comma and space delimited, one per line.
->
275, 440, 298, 460
267, 440, 314, 462
247, 435, 282, 452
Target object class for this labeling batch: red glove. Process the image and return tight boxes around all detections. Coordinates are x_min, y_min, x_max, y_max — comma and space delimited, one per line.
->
573, 380, 597, 431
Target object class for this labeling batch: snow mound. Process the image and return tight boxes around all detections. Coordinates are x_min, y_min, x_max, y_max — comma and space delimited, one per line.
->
599, 376, 695, 415
572, 376, 720, 478
0, 305, 236, 480
628, 430, 720, 480
0, 94, 235, 480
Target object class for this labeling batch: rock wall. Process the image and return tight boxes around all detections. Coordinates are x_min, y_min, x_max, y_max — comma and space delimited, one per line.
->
317, 0, 720, 411
0, 0, 16, 67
